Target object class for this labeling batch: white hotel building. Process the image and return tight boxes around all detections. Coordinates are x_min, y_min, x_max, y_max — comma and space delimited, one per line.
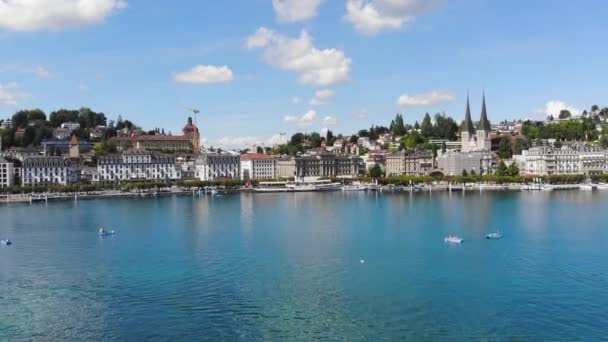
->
22, 156, 70, 185
195, 152, 240, 181
516, 144, 607, 176
0, 157, 15, 188
240, 153, 276, 179
94, 151, 181, 182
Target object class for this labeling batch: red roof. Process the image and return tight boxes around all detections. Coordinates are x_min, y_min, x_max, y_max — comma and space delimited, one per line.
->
240, 153, 273, 161
111, 135, 189, 142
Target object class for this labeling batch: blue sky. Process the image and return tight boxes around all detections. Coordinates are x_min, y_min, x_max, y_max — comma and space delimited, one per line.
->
1, 0, 607, 147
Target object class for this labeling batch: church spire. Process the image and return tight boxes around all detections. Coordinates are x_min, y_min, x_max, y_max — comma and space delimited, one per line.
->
478, 91, 491, 132
463, 93, 475, 136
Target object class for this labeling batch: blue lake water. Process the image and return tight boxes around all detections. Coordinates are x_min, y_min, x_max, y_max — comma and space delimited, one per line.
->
1, 191, 608, 340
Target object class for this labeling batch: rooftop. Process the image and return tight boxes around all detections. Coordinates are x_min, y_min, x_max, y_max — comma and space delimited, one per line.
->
240, 153, 273, 161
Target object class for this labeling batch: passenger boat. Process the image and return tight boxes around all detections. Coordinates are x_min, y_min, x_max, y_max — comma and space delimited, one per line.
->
1, 239, 12, 245
342, 184, 369, 191
444, 236, 463, 244
579, 184, 593, 191
98, 229, 115, 236
486, 232, 503, 240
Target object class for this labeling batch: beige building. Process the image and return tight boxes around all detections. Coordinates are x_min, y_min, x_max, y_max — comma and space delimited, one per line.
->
276, 158, 296, 178
295, 153, 361, 178
386, 150, 434, 176
516, 144, 607, 176
110, 117, 200, 154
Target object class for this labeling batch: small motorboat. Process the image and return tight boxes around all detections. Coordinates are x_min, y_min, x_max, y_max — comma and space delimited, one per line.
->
444, 235, 463, 244
486, 232, 503, 240
1, 239, 12, 246
98, 228, 115, 236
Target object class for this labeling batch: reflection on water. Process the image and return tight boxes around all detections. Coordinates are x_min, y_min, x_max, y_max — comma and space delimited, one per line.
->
1, 191, 608, 340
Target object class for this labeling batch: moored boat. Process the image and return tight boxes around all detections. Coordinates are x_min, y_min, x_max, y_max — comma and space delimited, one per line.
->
486, 232, 503, 239
98, 228, 115, 236
1, 239, 12, 245
444, 235, 463, 244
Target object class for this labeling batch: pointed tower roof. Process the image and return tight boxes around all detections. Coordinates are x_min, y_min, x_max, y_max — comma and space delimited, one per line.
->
463, 94, 475, 136
477, 92, 491, 132
69, 133, 79, 146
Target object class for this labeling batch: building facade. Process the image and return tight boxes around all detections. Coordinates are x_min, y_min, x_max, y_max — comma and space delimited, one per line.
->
0, 157, 14, 188
195, 153, 240, 181
276, 158, 296, 178
461, 93, 492, 152
94, 151, 181, 182
110, 117, 200, 154
240, 153, 276, 179
22, 156, 70, 185
437, 151, 494, 176
386, 150, 434, 176
517, 144, 607, 176
295, 153, 361, 178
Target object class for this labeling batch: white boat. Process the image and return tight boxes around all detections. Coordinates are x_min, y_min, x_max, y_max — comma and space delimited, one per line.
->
287, 179, 342, 192
579, 184, 593, 191
1, 239, 12, 246
486, 232, 503, 240
444, 235, 463, 244
342, 184, 369, 191
595, 183, 608, 190
254, 181, 292, 192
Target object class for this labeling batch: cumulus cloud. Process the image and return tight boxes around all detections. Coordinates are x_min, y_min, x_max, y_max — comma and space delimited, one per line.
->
284, 109, 317, 126
273, 0, 322, 22
345, 0, 443, 35
350, 110, 368, 118
214, 134, 287, 149
309, 88, 335, 106
397, 89, 455, 106
173, 65, 234, 84
0, 0, 127, 31
246, 27, 351, 86
323, 116, 337, 125
0, 82, 27, 105
292, 96, 301, 104
538, 100, 581, 119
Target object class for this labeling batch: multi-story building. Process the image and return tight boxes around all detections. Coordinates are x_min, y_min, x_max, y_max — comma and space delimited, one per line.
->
60, 122, 81, 131
1, 118, 12, 129
295, 153, 361, 178
516, 144, 607, 176
110, 117, 200, 154
386, 150, 434, 176
0, 157, 15, 188
437, 151, 494, 176
195, 152, 240, 181
240, 153, 276, 179
276, 157, 296, 178
94, 151, 181, 182
22, 156, 70, 185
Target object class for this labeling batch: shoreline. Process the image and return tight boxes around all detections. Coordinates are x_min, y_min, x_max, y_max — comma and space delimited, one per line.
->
1, 183, 601, 204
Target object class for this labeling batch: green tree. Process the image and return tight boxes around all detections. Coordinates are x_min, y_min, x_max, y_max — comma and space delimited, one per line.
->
462, 169, 468, 176
420, 113, 434, 138
369, 164, 384, 178
600, 135, 608, 149
507, 162, 520, 176
497, 137, 512, 159
559, 110, 572, 119
310, 132, 322, 148
414, 121, 420, 130
496, 161, 508, 176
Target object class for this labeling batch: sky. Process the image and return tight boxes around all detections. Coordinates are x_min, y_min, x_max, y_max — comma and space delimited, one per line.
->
1, 0, 607, 148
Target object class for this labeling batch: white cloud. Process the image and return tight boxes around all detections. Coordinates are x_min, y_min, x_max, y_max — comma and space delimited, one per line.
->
246, 27, 351, 86
345, 0, 443, 35
213, 134, 286, 149
309, 89, 336, 106
173, 65, 234, 84
0, 0, 127, 31
292, 96, 301, 104
397, 89, 455, 106
350, 110, 368, 118
78, 84, 89, 91
32, 66, 51, 78
0, 82, 27, 105
272, 0, 322, 22
538, 100, 581, 119
284, 109, 317, 126
323, 116, 337, 125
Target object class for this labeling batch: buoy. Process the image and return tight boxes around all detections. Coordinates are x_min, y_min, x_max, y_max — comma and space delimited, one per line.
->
360, 259, 365, 264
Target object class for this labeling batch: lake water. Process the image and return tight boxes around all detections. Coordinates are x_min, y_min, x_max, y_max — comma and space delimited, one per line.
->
1, 191, 608, 340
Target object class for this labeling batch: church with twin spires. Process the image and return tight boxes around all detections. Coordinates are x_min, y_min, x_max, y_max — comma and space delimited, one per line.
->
461, 93, 491, 152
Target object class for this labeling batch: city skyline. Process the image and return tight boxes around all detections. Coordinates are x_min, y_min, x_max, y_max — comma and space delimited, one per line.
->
1, 0, 607, 148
